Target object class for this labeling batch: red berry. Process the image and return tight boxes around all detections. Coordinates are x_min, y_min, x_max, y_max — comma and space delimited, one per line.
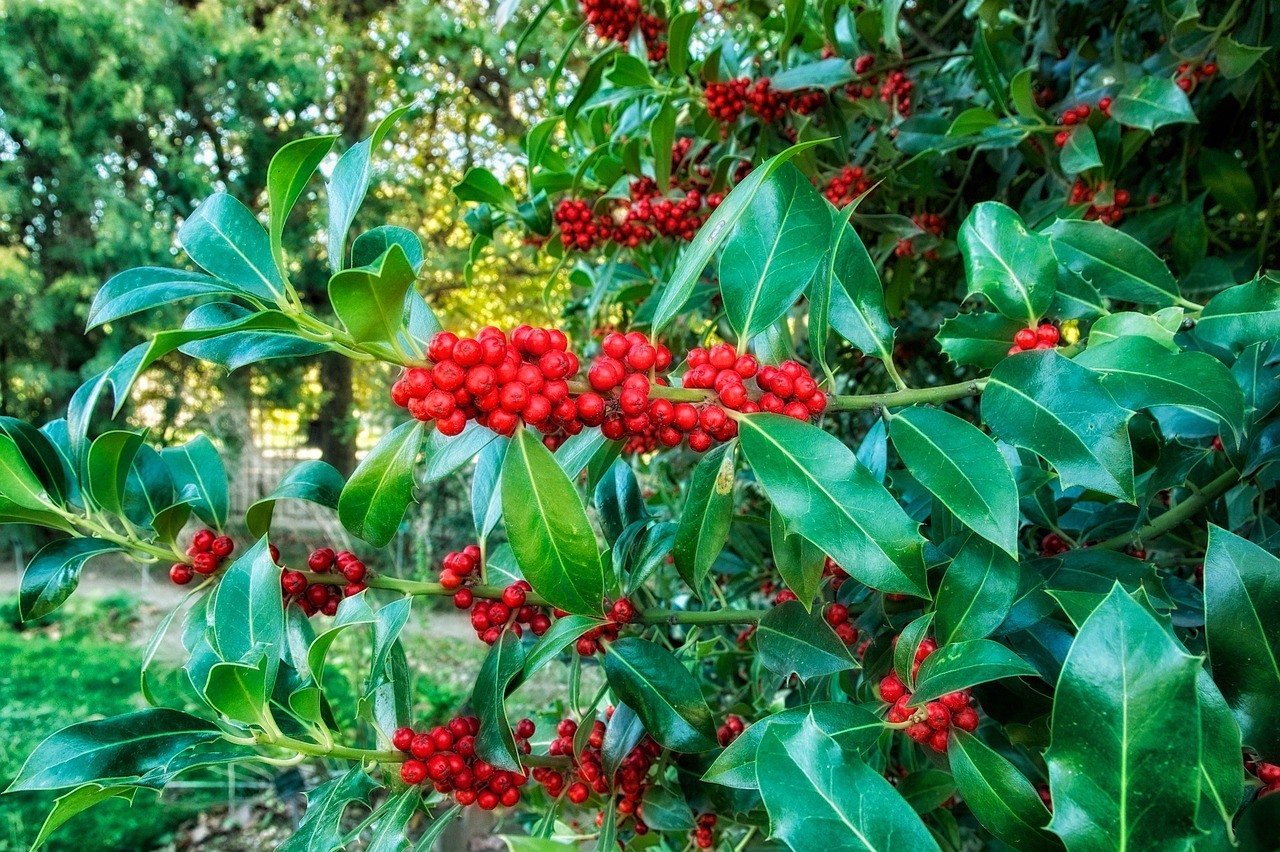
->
169, 564, 193, 585
825, 604, 849, 626
953, 707, 980, 732
503, 585, 527, 608
392, 727, 415, 752
1014, 328, 1038, 350
401, 759, 427, 785
193, 552, 219, 575
192, 529, 215, 551
1036, 324, 1060, 345
210, 536, 234, 558
567, 782, 590, 804
281, 571, 308, 596
929, 729, 950, 752
879, 673, 907, 703
453, 589, 473, 608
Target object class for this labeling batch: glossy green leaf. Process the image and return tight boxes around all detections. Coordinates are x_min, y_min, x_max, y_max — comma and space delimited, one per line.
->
1075, 336, 1245, 439
666, 10, 697, 76
1203, 525, 1280, 756
702, 702, 883, 789
454, 167, 518, 210
1045, 219, 1181, 307
474, 630, 527, 771
85, 430, 145, 516
594, 458, 648, 545
756, 715, 941, 852
1195, 276, 1280, 357
1108, 76, 1197, 132
602, 637, 716, 752
1059, 126, 1102, 173
31, 784, 137, 851
1216, 38, 1270, 78
651, 140, 825, 334
673, 441, 735, 590
828, 212, 896, 365
959, 202, 1056, 326
895, 613, 935, 687
326, 108, 408, 272
277, 766, 378, 852
935, 536, 1020, 644
937, 312, 1025, 370
423, 420, 500, 483
638, 785, 696, 831
267, 135, 337, 271
178, 192, 286, 303
601, 702, 646, 780
1088, 308, 1182, 351
769, 507, 825, 610
245, 459, 344, 536
738, 414, 928, 596
205, 655, 271, 727
756, 600, 858, 682
211, 539, 285, 696
501, 428, 604, 615
328, 243, 415, 357
20, 538, 124, 622
338, 420, 423, 547
1199, 149, 1256, 216
983, 351, 1135, 501
910, 639, 1038, 704
160, 435, 228, 530
1046, 585, 1202, 851
471, 437, 507, 540
87, 267, 244, 330
1195, 670, 1243, 843
352, 225, 425, 271
364, 787, 420, 852
891, 406, 1018, 556
8, 709, 222, 791
720, 163, 831, 341
521, 615, 599, 683
949, 730, 1059, 849
175, 303, 329, 371
0, 433, 56, 512
899, 769, 957, 815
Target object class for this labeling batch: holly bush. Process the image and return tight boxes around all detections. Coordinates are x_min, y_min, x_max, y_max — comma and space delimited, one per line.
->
2, 0, 1279, 849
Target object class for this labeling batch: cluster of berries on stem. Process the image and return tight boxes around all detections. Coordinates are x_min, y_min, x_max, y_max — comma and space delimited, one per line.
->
822, 165, 873, 208
1008, 323, 1060, 356
1246, 756, 1280, 798
880, 637, 979, 752
280, 548, 368, 617
1069, 180, 1131, 225
169, 528, 235, 585
716, 714, 746, 747
537, 712, 662, 833
1175, 60, 1216, 93
691, 813, 719, 849
461, 581, 554, 644
578, 0, 638, 43
393, 716, 532, 809
391, 326, 584, 449
554, 173, 725, 252
704, 77, 829, 126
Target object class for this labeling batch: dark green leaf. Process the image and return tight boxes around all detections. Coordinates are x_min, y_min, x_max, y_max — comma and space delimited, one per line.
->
87, 267, 246, 329
20, 538, 125, 621
1059, 126, 1102, 173
1108, 76, 1197, 132
326, 108, 408, 272
982, 351, 1135, 500
1196, 671, 1243, 843
756, 715, 941, 851
1216, 38, 1270, 79
828, 212, 896, 365
85, 430, 145, 516
638, 785, 695, 831
756, 600, 859, 682
161, 435, 228, 530
211, 539, 285, 695
601, 703, 646, 780
31, 784, 137, 851
602, 637, 716, 752
935, 536, 1020, 644
363, 787, 420, 852
1045, 219, 1182, 307
1199, 149, 1256, 216
1203, 525, 1280, 756
501, 428, 604, 615
0, 417, 67, 506
769, 507, 826, 609
594, 458, 648, 545
422, 420, 499, 483
352, 226, 425, 271
910, 639, 1038, 704
338, 420, 423, 547
246, 460, 344, 537
328, 243, 415, 358
178, 193, 286, 303
471, 438, 507, 540
0, 433, 57, 512
937, 312, 1025, 370
521, 615, 599, 683
899, 769, 957, 814
891, 407, 1018, 556
738, 414, 928, 596
277, 766, 378, 852
1196, 277, 1280, 357
673, 441, 736, 590
8, 709, 222, 791
267, 135, 337, 271
959, 202, 1056, 326
949, 730, 1059, 849
1046, 586, 1202, 850
473, 630, 527, 771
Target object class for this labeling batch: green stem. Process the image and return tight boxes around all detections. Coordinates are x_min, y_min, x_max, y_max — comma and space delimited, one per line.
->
638, 608, 767, 625
55, 508, 182, 563
829, 378, 987, 411
261, 732, 401, 763
1094, 468, 1241, 551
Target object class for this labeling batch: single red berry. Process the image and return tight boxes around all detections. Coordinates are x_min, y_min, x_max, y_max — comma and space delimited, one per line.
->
191, 529, 215, 551
1014, 328, 1038, 350
929, 729, 950, 753
926, 702, 951, 730
503, 585, 527, 608
210, 536, 234, 558
401, 759, 427, 785
939, 691, 970, 711
1258, 763, 1280, 784
567, 782, 590, 804
193, 552, 219, 575
281, 571, 308, 596
825, 603, 849, 626
392, 727, 415, 752
611, 598, 635, 624
308, 548, 335, 571
515, 718, 536, 739
169, 564, 193, 585
879, 673, 907, 703
1037, 324, 1060, 345
453, 589, 473, 609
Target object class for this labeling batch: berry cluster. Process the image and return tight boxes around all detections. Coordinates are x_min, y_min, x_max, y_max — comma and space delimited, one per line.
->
538, 713, 662, 832
579, 0, 639, 43
824, 556, 851, 591
691, 813, 719, 849
436, 544, 482, 590
843, 54, 878, 100
1053, 102, 1094, 148
554, 178, 724, 252
575, 597, 636, 655
716, 714, 746, 746
878, 69, 914, 117
741, 357, 828, 421
1007, 323, 1060, 356
392, 327, 584, 448
746, 78, 790, 123
1175, 60, 1216, 93
169, 529, 235, 585
582, 332, 682, 444
822, 165, 872, 208
639, 14, 666, 62
1040, 532, 1070, 557
823, 603, 860, 646
789, 88, 826, 115
895, 212, 946, 260
1247, 757, 1280, 798
704, 78, 751, 123
1069, 180, 1131, 224
460, 581, 554, 644
280, 548, 368, 617
880, 638, 980, 752
394, 716, 533, 809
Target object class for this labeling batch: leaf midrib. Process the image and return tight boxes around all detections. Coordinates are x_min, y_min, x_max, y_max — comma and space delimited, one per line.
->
516, 432, 595, 612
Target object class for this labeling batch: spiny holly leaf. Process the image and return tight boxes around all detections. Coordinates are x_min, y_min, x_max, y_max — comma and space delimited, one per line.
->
890, 406, 1019, 556
949, 730, 1060, 849
937, 312, 1026, 370
1195, 276, 1280, 357
31, 784, 138, 851
719, 162, 831, 341
756, 715, 940, 852
1108, 76, 1197, 132
602, 637, 716, 753
7, 709, 223, 791
1203, 525, 1280, 757
1046, 585, 1202, 851
501, 428, 604, 615
756, 600, 858, 682
703, 702, 883, 789
982, 350, 1135, 501
934, 536, 1020, 644
673, 441, 735, 591
959, 202, 1056, 327
473, 629, 527, 771
277, 766, 378, 852
1045, 219, 1181, 307
738, 414, 928, 596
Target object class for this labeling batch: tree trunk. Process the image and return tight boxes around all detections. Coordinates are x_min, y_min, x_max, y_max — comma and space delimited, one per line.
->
311, 353, 358, 477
